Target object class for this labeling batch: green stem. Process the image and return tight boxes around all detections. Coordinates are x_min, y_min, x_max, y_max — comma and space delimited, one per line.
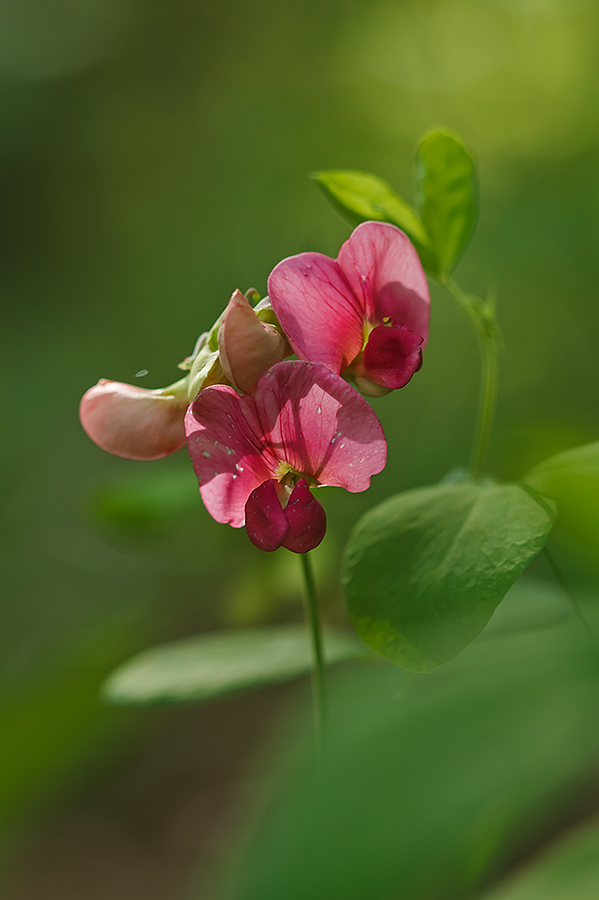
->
445, 278, 499, 478
300, 552, 326, 754
469, 331, 499, 478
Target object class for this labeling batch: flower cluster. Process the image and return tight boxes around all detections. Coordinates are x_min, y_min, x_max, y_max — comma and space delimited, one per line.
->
79, 222, 430, 552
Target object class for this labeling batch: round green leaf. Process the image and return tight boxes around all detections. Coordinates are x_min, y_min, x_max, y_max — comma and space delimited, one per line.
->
343, 480, 554, 672
102, 626, 363, 706
416, 128, 478, 278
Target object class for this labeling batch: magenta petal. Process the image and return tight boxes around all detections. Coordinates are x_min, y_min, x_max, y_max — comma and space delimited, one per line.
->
337, 221, 430, 345
281, 478, 327, 554
185, 385, 278, 528
268, 252, 364, 374
245, 479, 289, 552
362, 324, 423, 390
254, 361, 387, 493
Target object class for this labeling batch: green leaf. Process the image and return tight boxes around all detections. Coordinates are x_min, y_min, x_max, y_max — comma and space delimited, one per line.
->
524, 441, 599, 495
313, 169, 433, 265
523, 441, 599, 565
225, 626, 599, 900
480, 817, 599, 900
343, 480, 554, 672
102, 626, 363, 706
415, 128, 478, 278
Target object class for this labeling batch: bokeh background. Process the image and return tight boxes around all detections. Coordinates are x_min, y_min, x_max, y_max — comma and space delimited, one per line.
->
1, 0, 599, 897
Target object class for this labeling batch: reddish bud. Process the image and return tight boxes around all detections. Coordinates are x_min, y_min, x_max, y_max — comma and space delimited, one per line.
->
218, 289, 287, 394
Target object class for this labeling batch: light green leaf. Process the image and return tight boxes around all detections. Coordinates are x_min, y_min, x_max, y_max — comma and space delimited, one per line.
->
343, 480, 554, 672
416, 129, 478, 278
102, 626, 364, 706
314, 169, 434, 267
481, 817, 599, 900
524, 441, 599, 564
524, 441, 599, 496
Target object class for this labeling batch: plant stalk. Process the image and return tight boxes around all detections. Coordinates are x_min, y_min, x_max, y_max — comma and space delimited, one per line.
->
469, 331, 499, 478
445, 278, 499, 478
300, 552, 326, 755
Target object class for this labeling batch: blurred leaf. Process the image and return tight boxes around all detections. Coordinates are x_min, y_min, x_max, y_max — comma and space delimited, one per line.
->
481, 817, 599, 900
343, 480, 554, 671
88, 466, 200, 535
314, 169, 429, 247
102, 626, 364, 707
524, 441, 599, 492
415, 129, 478, 278
524, 442, 599, 567
224, 625, 599, 900
480, 576, 572, 640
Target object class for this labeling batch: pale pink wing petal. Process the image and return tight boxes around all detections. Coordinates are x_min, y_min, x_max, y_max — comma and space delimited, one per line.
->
267, 252, 364, 374
185, 385, 278, 527
79, 380, 188, 461
337, 221, 430, 345
254, 361, 387, 493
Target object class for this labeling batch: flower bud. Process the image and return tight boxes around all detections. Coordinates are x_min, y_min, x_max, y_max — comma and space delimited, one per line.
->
79, 377, 189, 461
218, 289, 288, 394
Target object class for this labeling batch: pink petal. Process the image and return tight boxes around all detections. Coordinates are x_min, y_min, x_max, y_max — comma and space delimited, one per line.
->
268, 252, 364, 374
281, 478, 327, 554
245, 478, 289, 552
337, 221, 430, 345
185, 385, 278, 527
218, 289, 287, 394
79, 379, 188, 461
362, 324, 423, 390
254, 361, 387, 493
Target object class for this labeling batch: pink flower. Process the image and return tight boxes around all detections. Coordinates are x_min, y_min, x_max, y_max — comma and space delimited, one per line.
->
79, 378, 189, 461
185, 360, 387, 552
267, 221, 430, 397
218, 289, 288, 394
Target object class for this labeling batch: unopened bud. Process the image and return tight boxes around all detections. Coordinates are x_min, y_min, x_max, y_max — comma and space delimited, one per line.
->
79, 377, 189, 461
218, 289, 288, 394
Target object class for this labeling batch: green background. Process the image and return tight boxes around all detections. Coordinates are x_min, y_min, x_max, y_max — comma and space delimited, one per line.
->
1, 0, 598, 896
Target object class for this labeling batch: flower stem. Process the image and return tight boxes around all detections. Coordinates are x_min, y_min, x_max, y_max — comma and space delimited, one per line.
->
300, 551, 326, 755
469, 330, 499, 478
445, 278, 499, 478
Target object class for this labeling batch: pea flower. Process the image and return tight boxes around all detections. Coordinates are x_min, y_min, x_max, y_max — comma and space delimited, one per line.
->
267, 221, 430, 397
185, 360, 387, 553
79, 377, 189, 460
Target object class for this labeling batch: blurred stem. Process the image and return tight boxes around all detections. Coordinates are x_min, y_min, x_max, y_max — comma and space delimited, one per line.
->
300, 552, 326, 756
445, 278, 499, 478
